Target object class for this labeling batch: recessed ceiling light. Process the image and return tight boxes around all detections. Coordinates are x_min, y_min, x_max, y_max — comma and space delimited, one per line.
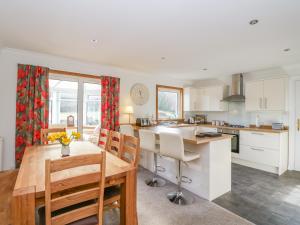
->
161, 57, 166, 60
91, 39, 98, 43
283, 48, 291, 52
249, 19, 259, 25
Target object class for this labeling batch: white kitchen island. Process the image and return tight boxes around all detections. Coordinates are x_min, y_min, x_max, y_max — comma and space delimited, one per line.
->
136, 125, 232, 201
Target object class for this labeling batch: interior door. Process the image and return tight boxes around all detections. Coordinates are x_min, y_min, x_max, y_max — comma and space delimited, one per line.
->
263, 78, 286, 111
245, 81, 263, 111
295, 81, 300, 170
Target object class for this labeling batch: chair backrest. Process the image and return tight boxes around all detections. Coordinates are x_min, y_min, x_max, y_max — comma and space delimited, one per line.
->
98, 128, 110, 150
159, 132, 184, 161
139, 129, 157, 153
41, 128, 66, 144
120, 125, 134, 136
106, 131, 123, 157
121, 135, 140, 167
45, 152, 106, 225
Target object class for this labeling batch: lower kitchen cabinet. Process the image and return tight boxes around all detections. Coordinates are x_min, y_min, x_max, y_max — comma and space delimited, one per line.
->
232, 130, 288, 175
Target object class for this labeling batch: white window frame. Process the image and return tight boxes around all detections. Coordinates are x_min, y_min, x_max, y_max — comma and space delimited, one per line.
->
49, 74, 101, 135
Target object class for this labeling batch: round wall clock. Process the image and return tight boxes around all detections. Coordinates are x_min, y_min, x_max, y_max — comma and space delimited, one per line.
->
130, 83, 149, 105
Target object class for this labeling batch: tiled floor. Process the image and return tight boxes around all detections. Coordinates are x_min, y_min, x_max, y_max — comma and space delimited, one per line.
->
214, 163, 300, 225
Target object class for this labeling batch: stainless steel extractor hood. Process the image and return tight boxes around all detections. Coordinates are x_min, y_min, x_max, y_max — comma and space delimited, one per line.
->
222, 73, 245, 102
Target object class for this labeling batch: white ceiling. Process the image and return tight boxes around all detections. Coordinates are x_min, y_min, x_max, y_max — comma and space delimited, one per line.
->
0, 0, 300, 80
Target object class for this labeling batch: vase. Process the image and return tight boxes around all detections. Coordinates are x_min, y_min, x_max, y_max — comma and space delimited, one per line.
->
61, 145, 70, 157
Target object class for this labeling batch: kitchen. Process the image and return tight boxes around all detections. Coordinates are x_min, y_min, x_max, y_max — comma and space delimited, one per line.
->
132, 68, 293, 224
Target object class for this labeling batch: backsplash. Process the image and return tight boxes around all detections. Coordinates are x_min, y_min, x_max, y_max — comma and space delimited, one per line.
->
185, 102, 288, 126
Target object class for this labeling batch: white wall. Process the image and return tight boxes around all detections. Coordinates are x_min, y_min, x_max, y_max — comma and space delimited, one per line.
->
0, 48, 190, 170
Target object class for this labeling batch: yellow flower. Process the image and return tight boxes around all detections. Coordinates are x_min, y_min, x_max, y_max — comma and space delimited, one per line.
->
72, 132, 81, 140
61, 137, 71, 146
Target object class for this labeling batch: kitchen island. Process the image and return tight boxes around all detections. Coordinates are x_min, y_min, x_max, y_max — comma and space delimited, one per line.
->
135, 125, 232, 201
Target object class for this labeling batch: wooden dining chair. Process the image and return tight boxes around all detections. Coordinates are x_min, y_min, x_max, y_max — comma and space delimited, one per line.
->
106, 130, 123, 157
120, 135, 140, 167
42, 152, 106, 225
98, 128, 110, 150
104, 135, 140, 210
40, 128, 66, 144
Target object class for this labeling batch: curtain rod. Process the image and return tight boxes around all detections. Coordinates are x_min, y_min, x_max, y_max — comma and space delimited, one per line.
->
49, 69, 101, 80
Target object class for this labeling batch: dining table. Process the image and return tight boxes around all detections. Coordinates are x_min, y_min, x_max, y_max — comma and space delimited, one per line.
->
12, 141, 138, 225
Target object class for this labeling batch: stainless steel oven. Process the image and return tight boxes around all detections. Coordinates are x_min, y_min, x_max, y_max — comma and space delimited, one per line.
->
217, 128, 239, 153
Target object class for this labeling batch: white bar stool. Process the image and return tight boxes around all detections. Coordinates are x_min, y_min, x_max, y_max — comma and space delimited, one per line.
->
120, 124, 134, 136
159, 132, 200, 205
139, 129, 166, 187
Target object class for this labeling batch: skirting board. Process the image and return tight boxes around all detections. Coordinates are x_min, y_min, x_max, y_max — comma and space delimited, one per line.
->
232, 157, 279, 175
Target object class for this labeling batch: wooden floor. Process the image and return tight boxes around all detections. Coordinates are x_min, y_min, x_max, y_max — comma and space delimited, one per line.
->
0, 169, 18, 225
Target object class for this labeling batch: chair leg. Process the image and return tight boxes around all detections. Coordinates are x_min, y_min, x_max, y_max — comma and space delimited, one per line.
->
145, 153, 166, 187
167, 160, 195, 205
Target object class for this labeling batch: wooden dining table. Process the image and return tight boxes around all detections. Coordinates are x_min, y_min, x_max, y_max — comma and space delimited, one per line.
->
12, 141, 138, 225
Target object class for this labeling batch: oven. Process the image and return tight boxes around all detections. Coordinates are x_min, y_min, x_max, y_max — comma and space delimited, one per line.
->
217, 128, 239, 153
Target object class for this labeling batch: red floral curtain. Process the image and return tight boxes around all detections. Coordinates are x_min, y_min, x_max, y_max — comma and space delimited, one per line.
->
100, 76, 120, 131
15, 64, 49, 167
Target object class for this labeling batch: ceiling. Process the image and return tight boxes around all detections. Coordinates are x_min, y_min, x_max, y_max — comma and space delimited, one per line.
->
0, 0, 300, 80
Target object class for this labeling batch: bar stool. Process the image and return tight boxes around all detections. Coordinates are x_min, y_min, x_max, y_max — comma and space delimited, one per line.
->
159, 132, 200, 205
120, 124, 134, 136
139, 129, 166, 187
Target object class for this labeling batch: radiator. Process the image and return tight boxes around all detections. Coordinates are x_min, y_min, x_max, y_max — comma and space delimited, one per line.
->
0, 137, 3, 171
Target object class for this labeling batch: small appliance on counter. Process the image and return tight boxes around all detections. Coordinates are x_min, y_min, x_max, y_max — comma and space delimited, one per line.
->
272, 123, 284, 130
136, 118, 151, 127
187, 117, 195, 124
194, 114, 207, 124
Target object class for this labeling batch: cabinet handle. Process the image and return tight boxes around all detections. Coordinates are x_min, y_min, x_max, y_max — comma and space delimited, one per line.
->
251, 132, 264, 135
251, 147, 264, 152
259, 98, 263, 109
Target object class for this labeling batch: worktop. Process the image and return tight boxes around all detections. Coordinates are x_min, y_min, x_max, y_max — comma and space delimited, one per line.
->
133, 125, 232, 144
167, 123, 288, 134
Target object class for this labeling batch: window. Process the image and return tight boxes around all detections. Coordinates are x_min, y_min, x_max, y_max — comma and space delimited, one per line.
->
49, 74, 101, 140
156, 85, 183, 120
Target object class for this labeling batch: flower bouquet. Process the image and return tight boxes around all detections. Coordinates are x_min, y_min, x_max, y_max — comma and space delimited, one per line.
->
48, 131, 81, 156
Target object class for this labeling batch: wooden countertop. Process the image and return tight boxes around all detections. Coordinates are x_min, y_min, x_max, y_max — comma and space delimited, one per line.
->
133, 125, 232, 145
167, 123, 288, 134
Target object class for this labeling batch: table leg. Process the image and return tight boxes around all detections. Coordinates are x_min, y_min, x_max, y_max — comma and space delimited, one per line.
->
120, 169, 138, 225
12, 186, 36, 225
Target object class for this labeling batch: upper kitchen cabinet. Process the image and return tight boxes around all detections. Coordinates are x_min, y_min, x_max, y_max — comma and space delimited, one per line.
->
245, 80, 264, 111
245, 78, 288, 111
184, 87, 199, 111
184, 85, 228, 111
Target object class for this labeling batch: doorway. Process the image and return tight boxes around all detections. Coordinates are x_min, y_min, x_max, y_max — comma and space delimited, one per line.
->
294, 81, 300, 170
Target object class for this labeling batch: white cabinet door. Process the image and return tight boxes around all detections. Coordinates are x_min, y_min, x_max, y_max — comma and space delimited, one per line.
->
263, 78, 286, 111
245, 81, 264, 111
206, 87, 221, 111
184, 87, 198, 111
197, 88, 209, 111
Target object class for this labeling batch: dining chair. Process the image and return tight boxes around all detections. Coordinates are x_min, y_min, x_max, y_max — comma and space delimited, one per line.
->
104, 135, 140, 210
106, 131, 123, 157
98, 128, 110, 150
40, 128, 66, 144
41, 152, 106, 225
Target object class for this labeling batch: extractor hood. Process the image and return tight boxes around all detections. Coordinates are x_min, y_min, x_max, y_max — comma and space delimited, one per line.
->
222, 74, 245, 102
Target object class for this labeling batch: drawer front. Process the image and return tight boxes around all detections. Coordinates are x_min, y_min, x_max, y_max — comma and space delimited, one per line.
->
240, 131, 280, 150
240, 144, 279, 167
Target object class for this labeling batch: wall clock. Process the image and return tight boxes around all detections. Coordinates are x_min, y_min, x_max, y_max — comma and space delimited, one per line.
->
130, 83, 149, 105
